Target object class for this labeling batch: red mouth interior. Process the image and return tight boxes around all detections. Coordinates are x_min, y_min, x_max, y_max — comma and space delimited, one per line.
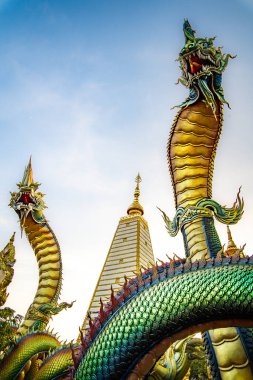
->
19, 193, 33, 205
189, 55, 203, 74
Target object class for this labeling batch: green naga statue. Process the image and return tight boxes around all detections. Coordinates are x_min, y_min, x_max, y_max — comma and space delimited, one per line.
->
1, 21, 253, 380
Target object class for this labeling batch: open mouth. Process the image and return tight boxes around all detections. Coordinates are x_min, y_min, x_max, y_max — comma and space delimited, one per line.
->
15, 192, 36, 212
17, 192, 35, 206
181, 50, 217, 81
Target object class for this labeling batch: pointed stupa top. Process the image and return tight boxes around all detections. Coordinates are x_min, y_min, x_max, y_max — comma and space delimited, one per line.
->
224, 225, 238, 257
127, 173, 144, 216
18, 157, 39, 191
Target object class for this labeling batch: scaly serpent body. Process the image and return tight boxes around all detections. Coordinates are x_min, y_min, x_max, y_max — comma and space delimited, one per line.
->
168, 101, 221, 209
0, 160, 74, 379
1, 22, 252, 380
9, 160, 73, 337
162, 20, 253, 380
74, 256, 253, 379
19, 214, 62, 335
168, 100, 223, 259
0, 332, 60, 380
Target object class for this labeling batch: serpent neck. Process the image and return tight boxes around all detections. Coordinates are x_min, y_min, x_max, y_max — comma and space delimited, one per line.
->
17, 214, 62, 336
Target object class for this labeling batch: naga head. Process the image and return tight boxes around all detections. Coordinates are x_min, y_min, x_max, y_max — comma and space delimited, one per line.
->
177, 20, 235, 113
9, 158, 46, 229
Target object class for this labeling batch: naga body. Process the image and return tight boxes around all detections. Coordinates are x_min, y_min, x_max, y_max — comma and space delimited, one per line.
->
1, 21, 253, 380
0, 160, 73, 379
161, 20, 253, 379
9, 159, 73, 336
162, 20, 241, 261
74, 255, 253, 379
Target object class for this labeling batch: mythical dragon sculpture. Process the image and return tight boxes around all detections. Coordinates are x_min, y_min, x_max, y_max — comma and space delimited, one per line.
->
160, 19, 253, 379
9, 158, 73, 336
0, 160, 74, 380
0, 234, 15, 307
1, 20, 253, 380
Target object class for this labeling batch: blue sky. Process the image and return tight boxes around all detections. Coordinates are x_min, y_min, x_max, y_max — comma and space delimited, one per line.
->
1, 0, 253, 340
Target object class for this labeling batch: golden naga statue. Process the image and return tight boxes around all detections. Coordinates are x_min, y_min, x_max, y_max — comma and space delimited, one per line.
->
1, 21, 253, 380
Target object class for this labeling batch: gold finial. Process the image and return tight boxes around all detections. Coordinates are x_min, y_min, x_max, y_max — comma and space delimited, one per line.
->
127, 173, 144, 216
224, 225, 238, 257
134, 173, 141, 199
227, 225, 236, 248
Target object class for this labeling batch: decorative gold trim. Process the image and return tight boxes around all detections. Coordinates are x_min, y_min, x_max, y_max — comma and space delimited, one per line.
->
219, 360, 250, 371
136, 218, 140, 273
120, 215, 149, 228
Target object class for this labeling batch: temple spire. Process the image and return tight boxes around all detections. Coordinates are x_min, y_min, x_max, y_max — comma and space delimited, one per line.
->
224, 225, 238, 256
80, 173, 154, 335
127, 173, 144, 216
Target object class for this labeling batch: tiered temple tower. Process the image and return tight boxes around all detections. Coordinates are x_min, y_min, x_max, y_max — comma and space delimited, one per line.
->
81, 174, 155, 331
